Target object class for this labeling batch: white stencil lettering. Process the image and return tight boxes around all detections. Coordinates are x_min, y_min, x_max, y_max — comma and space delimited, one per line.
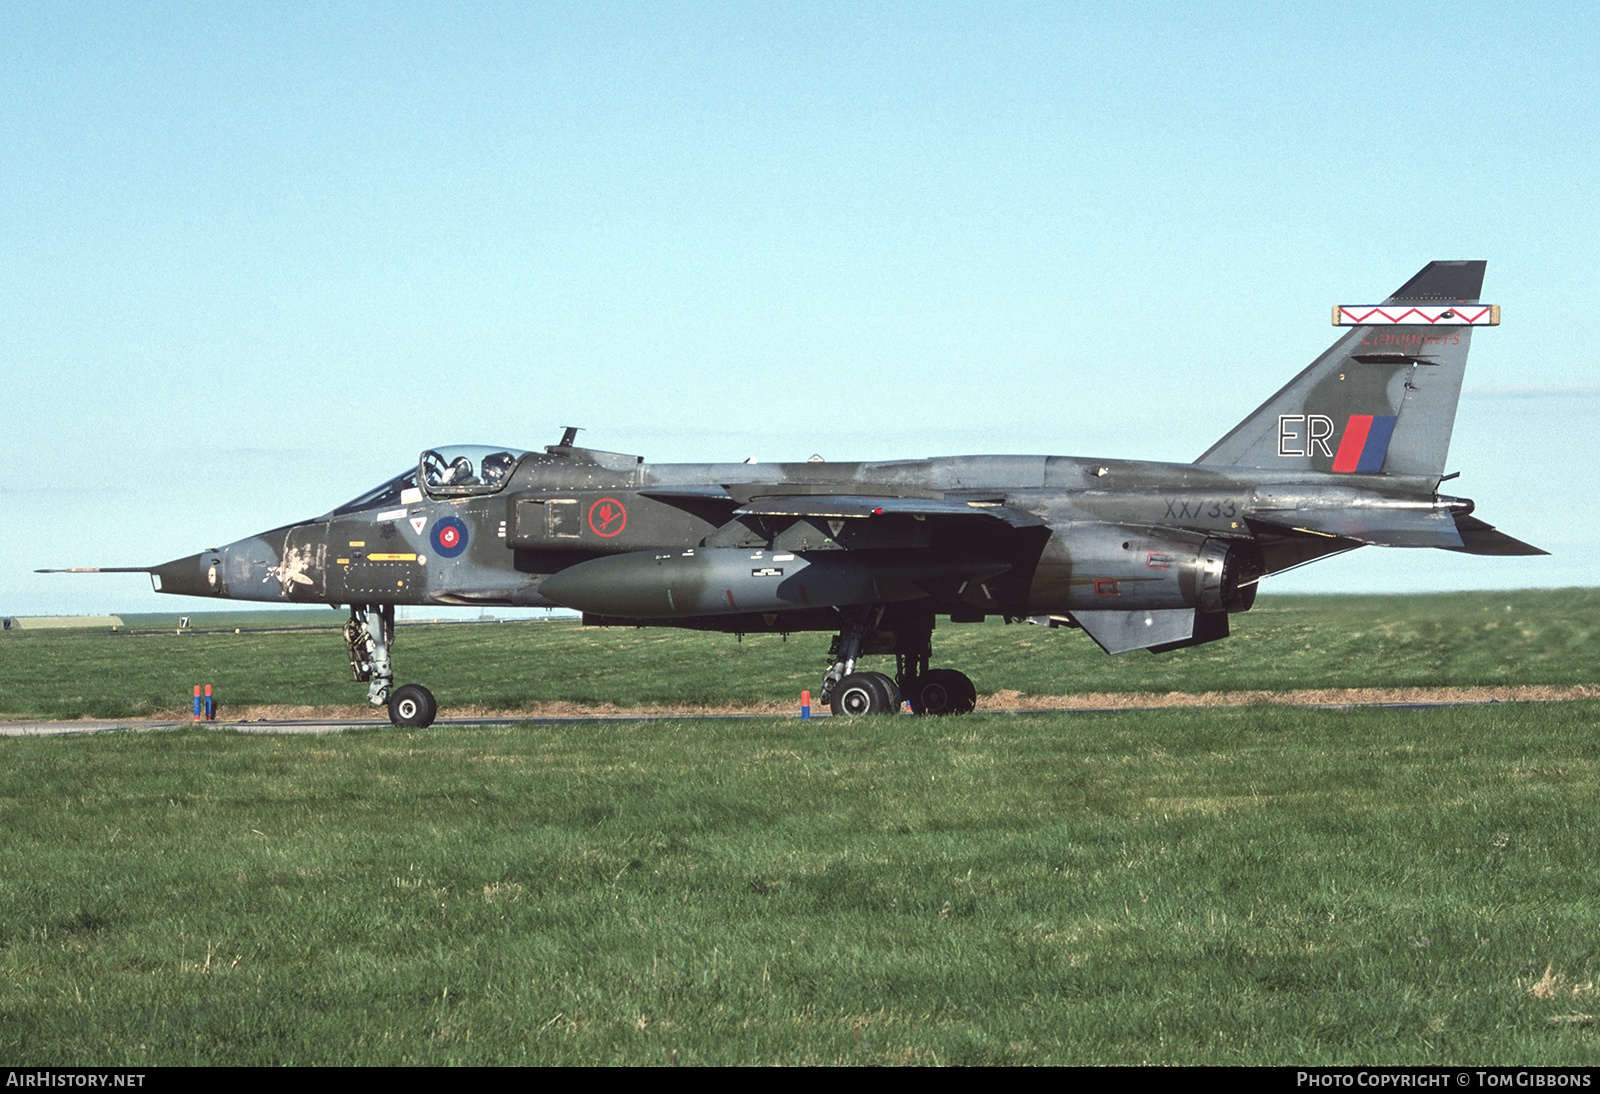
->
1278, 415, 1306, 457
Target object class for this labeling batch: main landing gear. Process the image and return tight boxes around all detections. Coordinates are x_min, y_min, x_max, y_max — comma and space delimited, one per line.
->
820, 604, 978, 718
344, 604, 437, 728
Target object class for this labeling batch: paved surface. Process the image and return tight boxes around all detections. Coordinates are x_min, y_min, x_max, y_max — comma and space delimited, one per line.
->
0, 699, 1505, 737
0, 713, 813, 736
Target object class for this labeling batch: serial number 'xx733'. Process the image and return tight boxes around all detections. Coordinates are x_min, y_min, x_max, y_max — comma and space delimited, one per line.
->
1163, 497, 1240, 521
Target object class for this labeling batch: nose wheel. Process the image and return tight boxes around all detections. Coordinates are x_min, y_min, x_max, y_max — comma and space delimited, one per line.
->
388, 684, 437, 728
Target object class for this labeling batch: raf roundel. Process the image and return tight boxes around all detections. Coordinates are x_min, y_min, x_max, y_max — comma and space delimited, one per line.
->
431, 516, 469, 558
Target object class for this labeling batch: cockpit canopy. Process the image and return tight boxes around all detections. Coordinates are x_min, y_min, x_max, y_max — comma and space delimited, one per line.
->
331, 444, 531, 518
419, 445, 528, 497
331, 445, 528, 516
333, 468, 417, 516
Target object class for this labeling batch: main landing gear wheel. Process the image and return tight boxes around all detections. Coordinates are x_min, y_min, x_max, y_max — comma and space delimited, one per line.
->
830, 672, 900, 717
388, 683, 437, 728
904, 669, 977, 716
862, 671, 901, 712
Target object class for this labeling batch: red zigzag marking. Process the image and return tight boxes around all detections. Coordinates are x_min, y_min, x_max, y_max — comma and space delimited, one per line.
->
1340, 306, 1492, 325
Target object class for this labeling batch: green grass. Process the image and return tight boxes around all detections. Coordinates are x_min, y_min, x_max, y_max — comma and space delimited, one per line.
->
3, 703, 1599, 1064
1, 589, 1597, 719
114, 610, 351, 632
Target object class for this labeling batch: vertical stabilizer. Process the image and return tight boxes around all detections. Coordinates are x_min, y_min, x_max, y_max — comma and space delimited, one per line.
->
1196, 261, 1488, 478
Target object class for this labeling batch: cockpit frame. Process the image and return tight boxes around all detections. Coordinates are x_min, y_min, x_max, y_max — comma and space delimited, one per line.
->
418, 445, 529, 499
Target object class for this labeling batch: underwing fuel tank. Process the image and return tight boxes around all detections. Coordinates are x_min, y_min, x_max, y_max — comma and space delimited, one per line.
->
537, 547, 997, 618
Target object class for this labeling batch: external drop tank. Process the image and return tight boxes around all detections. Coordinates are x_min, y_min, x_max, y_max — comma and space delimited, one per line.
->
535, 547, 1009, 618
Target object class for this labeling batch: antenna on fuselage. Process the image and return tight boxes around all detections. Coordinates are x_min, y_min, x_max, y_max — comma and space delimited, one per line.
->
558, 426, 581, 447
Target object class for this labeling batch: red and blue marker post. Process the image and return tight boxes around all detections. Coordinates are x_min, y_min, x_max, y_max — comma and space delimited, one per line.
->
801, 690, 811, 721
205, 684, 215, 721
193, 685, 203, 722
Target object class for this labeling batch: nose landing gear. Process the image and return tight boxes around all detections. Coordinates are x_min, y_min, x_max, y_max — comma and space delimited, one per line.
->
388, 683, 438, 728
345, 604, 438, 728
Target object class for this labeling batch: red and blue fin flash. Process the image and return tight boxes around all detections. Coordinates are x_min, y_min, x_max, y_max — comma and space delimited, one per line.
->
1332, 415, 1398, 473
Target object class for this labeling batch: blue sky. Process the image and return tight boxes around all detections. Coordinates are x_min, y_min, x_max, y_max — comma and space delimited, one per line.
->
4, 2, 1597, 614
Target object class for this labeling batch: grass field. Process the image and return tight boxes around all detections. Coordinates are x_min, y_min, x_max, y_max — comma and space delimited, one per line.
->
2, 702, 1599, 1064
3, 590, 1599, 1064
1, 589, 1597, 719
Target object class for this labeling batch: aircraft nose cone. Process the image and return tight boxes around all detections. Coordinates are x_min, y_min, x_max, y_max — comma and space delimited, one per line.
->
151, 552, 219, 597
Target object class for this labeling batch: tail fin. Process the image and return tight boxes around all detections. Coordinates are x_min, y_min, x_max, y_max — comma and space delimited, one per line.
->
1196, 261, 1489, 478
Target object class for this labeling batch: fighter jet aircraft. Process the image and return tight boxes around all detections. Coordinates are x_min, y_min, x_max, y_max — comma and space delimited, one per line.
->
46, 261, 1542, 726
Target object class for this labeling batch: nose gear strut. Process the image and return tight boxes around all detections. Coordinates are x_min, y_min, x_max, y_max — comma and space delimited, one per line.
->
344, 604, 394, 705
344, 604, 438, 727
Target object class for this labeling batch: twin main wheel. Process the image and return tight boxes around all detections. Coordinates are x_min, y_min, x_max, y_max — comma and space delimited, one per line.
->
830, 671, 900, 716
829, 669, 977, 717
902, 669, 977, 716
388, 683, 437, 728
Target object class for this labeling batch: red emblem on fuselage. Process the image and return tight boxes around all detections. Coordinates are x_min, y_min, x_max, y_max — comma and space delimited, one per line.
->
588, 498, 627, 537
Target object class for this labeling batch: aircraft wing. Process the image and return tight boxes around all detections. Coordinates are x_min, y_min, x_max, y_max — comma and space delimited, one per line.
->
733, 494, 1046, 527
638, 485, 736, 502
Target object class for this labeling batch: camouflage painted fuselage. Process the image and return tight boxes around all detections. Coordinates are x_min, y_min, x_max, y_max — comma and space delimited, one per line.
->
131, 261, 1541, 658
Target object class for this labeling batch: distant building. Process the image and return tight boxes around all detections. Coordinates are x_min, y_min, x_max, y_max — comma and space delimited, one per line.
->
2, 615, 125, 631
